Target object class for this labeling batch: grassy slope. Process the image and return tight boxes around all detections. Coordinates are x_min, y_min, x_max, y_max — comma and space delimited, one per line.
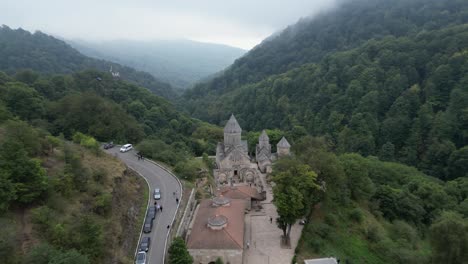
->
296, 203, 431, 263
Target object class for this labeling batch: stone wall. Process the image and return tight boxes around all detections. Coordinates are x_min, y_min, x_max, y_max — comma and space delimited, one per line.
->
188, 248, 243, 264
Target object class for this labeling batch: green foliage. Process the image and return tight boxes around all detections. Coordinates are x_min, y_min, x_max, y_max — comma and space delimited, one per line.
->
168, 237, 193, 264
215, 257, 224, 264
72, 132, 100, 154
430, 211, 468, 264
174, 158, 204, 181
0, 81, 45, 120
0, 218, 16, 264
24, 243, 90, 264
340, 154, 375, 201
272, 158, 318, 241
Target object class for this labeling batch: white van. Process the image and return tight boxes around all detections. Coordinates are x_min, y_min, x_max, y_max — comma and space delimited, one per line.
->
120, 144, 133, 152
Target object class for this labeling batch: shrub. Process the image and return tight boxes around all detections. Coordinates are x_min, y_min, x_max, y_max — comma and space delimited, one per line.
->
349, 208, 364, 223
324, 213, 338, 227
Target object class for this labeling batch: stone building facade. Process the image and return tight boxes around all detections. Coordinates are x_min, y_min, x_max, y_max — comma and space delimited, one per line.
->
214, 114, 291, 185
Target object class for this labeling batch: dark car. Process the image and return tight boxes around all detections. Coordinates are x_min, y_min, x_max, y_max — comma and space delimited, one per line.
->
103, 142, 114, 149
147, 206, 156, 220
143, 217, 153, 233
139, 237, 151, 252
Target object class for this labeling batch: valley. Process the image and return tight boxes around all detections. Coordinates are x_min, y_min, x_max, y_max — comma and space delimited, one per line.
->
0, 0, 467, 264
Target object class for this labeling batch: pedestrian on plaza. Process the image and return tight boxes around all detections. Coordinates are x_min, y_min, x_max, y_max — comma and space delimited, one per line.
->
270, 216, 273, 223
167, 224, 170, 229
154, 201, 157, 206
176, 198, 179, 204
160, 205, 163, 212
156, 204, 161, 211
246, 241, 250, 249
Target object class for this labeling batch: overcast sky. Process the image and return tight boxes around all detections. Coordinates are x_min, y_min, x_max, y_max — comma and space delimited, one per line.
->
1, 0, 337, 49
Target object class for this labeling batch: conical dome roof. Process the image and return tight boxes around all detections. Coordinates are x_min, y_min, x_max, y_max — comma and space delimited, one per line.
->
224, 114, 242, 133
259, 130, 269, 141
277, 137, 291, 148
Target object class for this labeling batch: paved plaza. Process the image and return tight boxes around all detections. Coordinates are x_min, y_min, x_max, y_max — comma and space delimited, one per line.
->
244, 173, 303, 264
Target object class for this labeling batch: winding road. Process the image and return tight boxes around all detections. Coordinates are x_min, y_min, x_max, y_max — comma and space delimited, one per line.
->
105, 147, 182, 264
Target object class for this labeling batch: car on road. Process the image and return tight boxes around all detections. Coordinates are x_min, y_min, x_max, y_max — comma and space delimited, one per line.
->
103, 142, 114, 149
153, 188, 161, 200
139, 237, 151, 252
143, 217, 153, 233
120, 144, 133, 152
147, 206, 156, 220
135, 251, 146, 264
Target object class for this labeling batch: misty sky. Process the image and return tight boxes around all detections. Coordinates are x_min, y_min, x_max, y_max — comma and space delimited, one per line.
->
1, 0, 337, 49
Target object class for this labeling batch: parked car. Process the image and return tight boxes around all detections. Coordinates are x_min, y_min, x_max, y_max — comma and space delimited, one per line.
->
135, 251, 146, 264
153, 188, 161, 200
103, 142, 114, 149
139, 237, 151, 252
120, 144, 133, 152
143, 217, 153, 233
147, 206, 156, 220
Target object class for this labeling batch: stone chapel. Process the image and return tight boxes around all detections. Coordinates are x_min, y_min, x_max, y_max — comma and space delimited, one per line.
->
214, 114, 291, 184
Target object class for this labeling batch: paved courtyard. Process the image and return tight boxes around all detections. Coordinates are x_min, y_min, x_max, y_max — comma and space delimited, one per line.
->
244, 173, 303, 264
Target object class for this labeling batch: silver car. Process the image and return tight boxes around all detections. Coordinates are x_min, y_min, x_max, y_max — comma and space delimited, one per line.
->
135, 251, 146, 264
153, 188, 161, 200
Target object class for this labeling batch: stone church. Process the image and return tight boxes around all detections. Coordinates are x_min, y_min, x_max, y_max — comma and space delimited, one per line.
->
214, 114, 291, 185
187, 114, 292, 264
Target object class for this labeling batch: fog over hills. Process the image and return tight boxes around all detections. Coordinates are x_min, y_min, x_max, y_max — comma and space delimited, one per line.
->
68, 39, 246, 89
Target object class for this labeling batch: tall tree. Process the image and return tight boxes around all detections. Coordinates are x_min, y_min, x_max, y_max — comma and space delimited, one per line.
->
430, 211, 468, 264
272, 159, 318, 246
168, 237, 193, 264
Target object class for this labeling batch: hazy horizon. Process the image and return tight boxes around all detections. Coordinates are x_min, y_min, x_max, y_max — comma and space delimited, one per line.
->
1, 0, 338, 49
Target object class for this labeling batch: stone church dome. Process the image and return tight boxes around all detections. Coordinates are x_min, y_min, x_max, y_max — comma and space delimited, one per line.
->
277, 137, 291, 148
224, 114, 242, 133
207, 214, 228, 230
259, 130, 269, 141
213, 195, 231, 207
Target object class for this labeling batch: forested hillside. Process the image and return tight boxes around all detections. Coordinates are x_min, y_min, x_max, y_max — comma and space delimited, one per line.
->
184, 0, 468, 180
281, 137, 468, 263
0, 26, 177, 99
0, 100, 147, 263
186, 0, 468, 98
70, 39, 245, 89
0, 68, 222, 263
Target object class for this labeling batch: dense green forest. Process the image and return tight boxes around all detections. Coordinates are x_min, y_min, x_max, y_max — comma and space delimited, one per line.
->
184, 0, 468, 181
0, 26, 177, 99
186, 0, 468, 98
275, 137, 468, 263
0, 69, 220, 165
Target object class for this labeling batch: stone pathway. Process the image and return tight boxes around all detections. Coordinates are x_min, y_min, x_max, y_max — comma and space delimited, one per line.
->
244, 173, 303, 264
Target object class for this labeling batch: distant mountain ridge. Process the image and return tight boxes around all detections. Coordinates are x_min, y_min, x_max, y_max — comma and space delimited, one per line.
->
69, 39, 246, 89
0, 25, 177, 99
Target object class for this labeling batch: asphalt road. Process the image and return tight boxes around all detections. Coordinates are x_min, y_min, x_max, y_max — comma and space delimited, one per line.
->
105, 147, 181, 264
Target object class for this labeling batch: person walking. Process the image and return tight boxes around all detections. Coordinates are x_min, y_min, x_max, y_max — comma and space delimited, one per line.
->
270, 216, 273, 223
167, 224, 170, 229
160, 205, 163, 212
176, 198, 179, 204
156, 204, 161, 211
